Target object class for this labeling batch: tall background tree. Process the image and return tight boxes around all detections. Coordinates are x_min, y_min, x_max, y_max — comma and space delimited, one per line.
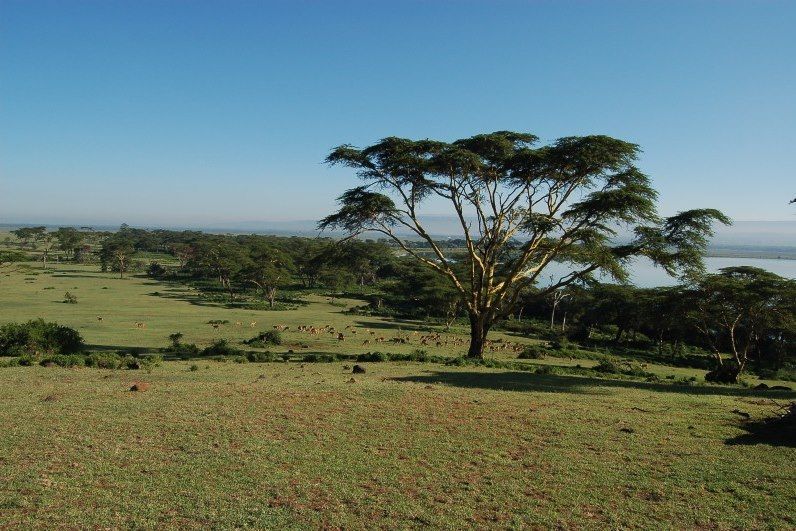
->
320, 132, 730, 358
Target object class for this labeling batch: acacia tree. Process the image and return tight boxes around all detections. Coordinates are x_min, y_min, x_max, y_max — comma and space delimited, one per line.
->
688, 266, 796, 382
54, 227, 84, 261
192, 240, 245, 302
242, 244, 294, 308
320, 132, 729, 358
100, 237, 136, 278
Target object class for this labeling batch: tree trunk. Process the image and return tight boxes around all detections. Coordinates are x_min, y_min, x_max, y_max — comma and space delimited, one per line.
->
467, 312, 489, 359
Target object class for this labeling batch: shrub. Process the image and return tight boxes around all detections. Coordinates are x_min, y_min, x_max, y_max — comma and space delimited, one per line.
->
518, 344, 548, 360
357, 351, 388, 362
0, 319, 84, 356
705, 363, 741, 384
535, 365, 555, 375
594, 359, 621, 374
201, 339, 242, 357
246, 351, 278, 363
189, 364, 199, 371
244, 330, 282, 347
0, 250, 28, 263
63, 291, 78, 304
39, 354, 85, 368
85, 352, 122, 369
147, 261, 166, 278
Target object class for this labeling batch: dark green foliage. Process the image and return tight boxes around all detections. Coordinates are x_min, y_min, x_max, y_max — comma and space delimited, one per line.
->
147, 261, 166, 278
518, 344, 548, 359
40, 354, 85, 368
201, 339, 243, 357
356, 351, 389, 362
0, 250, 28, 263
594, 359, 622, 374
246, 351, 278, 363
0, 319, 84, 356
189, 364, 199, 371
244, 330, 282, 347
161, 333, 200, 358
705, 363, 742, 384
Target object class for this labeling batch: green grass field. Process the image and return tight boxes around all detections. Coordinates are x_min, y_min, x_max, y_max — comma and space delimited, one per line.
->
1, 260, 795, 528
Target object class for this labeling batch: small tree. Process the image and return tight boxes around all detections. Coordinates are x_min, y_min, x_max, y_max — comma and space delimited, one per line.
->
99, 237, 136, 278
192, 240, 245, 302
54, 227, 84, 260
320, 132, 729, 358
242, 244, 294, 308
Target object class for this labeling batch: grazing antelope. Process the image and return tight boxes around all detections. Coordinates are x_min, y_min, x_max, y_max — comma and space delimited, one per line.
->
96, 316, 103, 322
134, 322, 146, 329
362, 339, 370, 346
235, 321, 242, 327
250, 321, 257, 328
337, 333, 345, 341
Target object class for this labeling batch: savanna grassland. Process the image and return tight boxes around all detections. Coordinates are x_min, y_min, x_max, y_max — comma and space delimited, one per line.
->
1, 259, 795, 529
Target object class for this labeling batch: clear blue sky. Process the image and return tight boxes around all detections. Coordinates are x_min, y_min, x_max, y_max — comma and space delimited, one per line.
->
1, 0, 794, 227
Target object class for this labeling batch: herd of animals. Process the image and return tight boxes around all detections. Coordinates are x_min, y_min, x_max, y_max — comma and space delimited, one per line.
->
92, 316, 527, 353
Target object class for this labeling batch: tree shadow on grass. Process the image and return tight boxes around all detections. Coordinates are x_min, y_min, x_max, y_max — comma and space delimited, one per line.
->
725, 403, 796, 447
391, 370, 796, 398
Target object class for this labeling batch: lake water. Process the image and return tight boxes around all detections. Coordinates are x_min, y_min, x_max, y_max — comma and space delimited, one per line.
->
542, 257, 796, 288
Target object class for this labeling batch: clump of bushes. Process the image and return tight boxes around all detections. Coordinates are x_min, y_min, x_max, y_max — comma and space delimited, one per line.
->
593, 359, 622, 374
0, 250, 28, 263
201, 339, 243, 357
244, 330, 282, 347
62, 291, 78, 304
146, 261, 166, 278
39, 353, 85, 368
161, 333, 200, 359
594, 358, 655, 378
0, 319, 84, 356
705, 363, 741, 384
518, 344, 548, 360
357, 351, 389, 362
247, 351, 278, 363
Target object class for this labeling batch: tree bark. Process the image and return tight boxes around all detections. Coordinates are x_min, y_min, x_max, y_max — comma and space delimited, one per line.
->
467, 312, 489, 359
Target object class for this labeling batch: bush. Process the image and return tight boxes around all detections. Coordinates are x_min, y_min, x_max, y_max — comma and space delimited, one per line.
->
85, 352, 122, 369
189, 364, 199, 371
244, 330, 282, 347
0, 250, 28, 263
62, 291, 78, 304
518, 344, 548, 360
246, 351, 278, 363
594, 359, 621, 374
0, 319, 84, 356
201, 339, 242, 357
357, 351, 388, 362
147, 261, 166, 278
705, 363, 741, 384
535, 365, 555, 375
39, 354, 85, 368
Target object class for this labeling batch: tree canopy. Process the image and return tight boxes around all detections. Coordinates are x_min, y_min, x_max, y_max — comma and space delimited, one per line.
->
320, 131, 730, 357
